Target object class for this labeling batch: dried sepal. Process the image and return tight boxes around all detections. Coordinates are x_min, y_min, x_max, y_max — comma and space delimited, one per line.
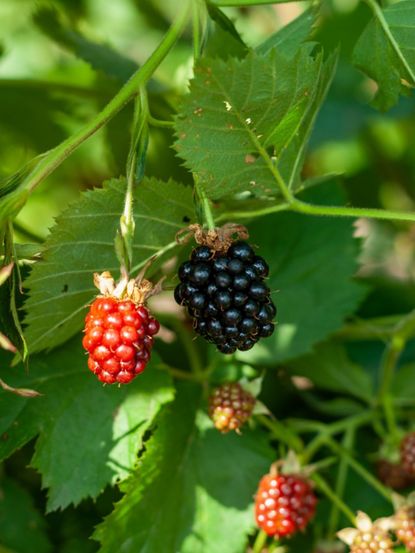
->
0, 262, 14, 286
0, 378, 42, 398
0, 332, 17, 353
93, 269, 163, 306
176, 223, 249, 254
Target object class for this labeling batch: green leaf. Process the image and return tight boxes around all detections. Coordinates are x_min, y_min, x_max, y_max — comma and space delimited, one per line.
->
34, 7, 137, 82
0, 477, 52, 553
0, 339, 174, 511
288, 343, 373, 403
392, 363, 415, 403
256, 8, 316, 57
236, 182, 366, 365
94, 383, 273, 553
211, 0, 302, 5
353, 0, 415, 111
204, 3, 248, 60
23, 177, 194, 354
175, 46, 323, 200
278, 51, 338, 191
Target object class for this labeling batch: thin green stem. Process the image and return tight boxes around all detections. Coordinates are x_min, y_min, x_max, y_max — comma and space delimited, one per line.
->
195, 180, 216, 231
175, 322, 204, 378
290, 197, 415, 223
213, 0, 290, 6
300, 412, 375, 465
252, 529, 268, 553
334, 315, 403, 341
324, 437, 392, 503
14, 2, 191, 199
311, 473, 356, 526
257, 414, 304, 452
290, 411, 374, 437
215, 202, 290, 223
328, 427, 355, 538
159, 363, 202, 382
378, 309, 415, 439
130, 240, 178, 274
364, 0, 415, 86
218, 195, 415, 224
192, 0, 201, 61
148, 115, 175, 129
118, 89, 149, 273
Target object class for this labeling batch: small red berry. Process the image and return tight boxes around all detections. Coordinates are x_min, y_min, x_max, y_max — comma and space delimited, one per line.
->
105, 312, 123, 328
118, 300, 135, 312
102, 328, 120, 349
83, 272, 161, 384
120, 325, 139, 344
123, 312, 141, 327
147, 318, 160, 336
102, 357, 120, 374
377, 459, 415, 490
401, 433, 415, 475
135, 360, 146, 374
93, 345, 111, 361
117, 371, 135, 384
255, 472, 317, 538
208, 382, 255, 433
136, 305, 149, 322
115, 344, 135, 362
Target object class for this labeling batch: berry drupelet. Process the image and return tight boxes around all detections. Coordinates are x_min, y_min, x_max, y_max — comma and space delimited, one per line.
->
401, 432, 415, 475
208, 382, 255, 433
83, 271, 160, 385
337, 512, 394, 553
175, 237, 276, 354
395, 506, 415, 552
255, 471, 317, 538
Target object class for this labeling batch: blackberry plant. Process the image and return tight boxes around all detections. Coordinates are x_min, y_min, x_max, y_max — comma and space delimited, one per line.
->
1, 1, 415, 552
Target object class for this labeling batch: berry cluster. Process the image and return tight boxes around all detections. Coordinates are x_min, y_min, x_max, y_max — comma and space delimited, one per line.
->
175, 241, 276, 353
401, 432, 415, 475
208, 382, 255, 433
348, 530, 394, 553
255, 472, 317, 538
338, 512, 394, 553
395, 506, 415, 552
83, 272, 160, 384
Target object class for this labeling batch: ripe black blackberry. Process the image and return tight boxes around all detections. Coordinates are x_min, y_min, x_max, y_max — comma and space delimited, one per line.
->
175, 226, 276, 353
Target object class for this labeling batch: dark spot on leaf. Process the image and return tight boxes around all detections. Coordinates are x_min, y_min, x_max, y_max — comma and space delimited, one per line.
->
244, 153, 258, 164
62, 284, 68, 293
183, 215, 190, 223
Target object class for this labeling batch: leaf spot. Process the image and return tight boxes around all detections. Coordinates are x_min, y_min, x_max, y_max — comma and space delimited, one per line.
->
244, 154, 256, 164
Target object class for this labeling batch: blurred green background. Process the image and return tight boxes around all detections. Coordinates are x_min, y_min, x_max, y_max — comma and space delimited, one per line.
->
1, 0, 415, 551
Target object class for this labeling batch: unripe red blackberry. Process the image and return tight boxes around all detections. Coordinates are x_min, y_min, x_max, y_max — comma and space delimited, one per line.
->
255, 470, 317, 538
338, 512, 394, 553
377, 459, 415, 490
401, 432, 415, 474
208, 382, 255, 433
395, 506, 415, 552
83, 272, 160, 385
175, 225, 276, 354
